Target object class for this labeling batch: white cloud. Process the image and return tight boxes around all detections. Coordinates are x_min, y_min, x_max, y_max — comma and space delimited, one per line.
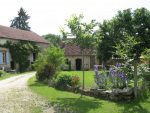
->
0, 0, 150, 35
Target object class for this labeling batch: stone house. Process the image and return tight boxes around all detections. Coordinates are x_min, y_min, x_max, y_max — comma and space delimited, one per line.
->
0, 25, 48, 71
64, 44, 98, 70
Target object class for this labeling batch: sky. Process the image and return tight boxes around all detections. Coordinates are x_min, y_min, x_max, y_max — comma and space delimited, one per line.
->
0, 0, 150, 36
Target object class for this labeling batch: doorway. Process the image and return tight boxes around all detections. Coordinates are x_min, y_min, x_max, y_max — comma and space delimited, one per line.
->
76, 59, 82, 70
11, 61, 15, 70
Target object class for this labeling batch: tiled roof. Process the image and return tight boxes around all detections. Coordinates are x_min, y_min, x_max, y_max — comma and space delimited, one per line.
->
64, 44, 95, 56
0, 25, 48, 44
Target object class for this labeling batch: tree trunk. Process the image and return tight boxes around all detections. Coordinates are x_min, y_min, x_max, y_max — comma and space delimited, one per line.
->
82, 50, 85, 90
134, 60, 138, 99
148, 60, 150, 72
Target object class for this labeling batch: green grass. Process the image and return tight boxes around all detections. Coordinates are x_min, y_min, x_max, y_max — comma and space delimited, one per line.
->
0, 73, 17, 80
0, 71, 35, 81
57, 71, 95, 89
28, 76, 150, 113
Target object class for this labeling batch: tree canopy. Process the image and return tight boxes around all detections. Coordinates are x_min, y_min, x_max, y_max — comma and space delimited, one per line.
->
10, 7, 30, 31
62, 14, 98, 90
97, 8, 150, 63
43, 33, 61, 47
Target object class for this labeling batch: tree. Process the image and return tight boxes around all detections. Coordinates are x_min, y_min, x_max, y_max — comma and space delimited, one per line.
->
34, 46, 65, 82
115, 8, 150, 99
97, 20, 115, 65
43, 34, 61, 47
97, 9, 133, 65
97, 8, 150, 99
62, 14, 97, 92
142, 49, 150, 70
10, 7, 30, 31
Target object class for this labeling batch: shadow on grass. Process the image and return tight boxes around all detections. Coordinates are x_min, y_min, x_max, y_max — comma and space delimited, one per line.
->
116, 100, 150, 113
29, 78, 150, 113
52, 97, 102, 113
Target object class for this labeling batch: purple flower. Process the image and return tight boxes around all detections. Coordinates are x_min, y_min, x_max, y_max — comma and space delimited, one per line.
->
94, 65, 99, 79
116, 63, 122, 68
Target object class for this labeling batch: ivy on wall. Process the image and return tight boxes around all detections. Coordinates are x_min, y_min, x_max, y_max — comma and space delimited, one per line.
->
0, 40, 39, 72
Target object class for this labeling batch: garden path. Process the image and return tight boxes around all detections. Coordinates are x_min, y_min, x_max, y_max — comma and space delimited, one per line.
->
0, 72, 54, 113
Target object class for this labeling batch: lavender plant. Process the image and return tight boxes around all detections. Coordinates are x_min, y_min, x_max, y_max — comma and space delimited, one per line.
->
94, 65, 107, 89
109, 63, 128, 88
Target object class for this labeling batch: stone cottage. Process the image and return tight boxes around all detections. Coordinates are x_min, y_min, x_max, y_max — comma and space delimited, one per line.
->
64, 44, 98, 70
0, 25, 48, 71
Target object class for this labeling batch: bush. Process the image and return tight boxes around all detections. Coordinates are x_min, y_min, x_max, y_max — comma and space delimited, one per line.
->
71, 76, 80, 88
56, 75, 72, 88
55, 74, 80, 90
0, 70, 5, 77
33, 46, 65, 82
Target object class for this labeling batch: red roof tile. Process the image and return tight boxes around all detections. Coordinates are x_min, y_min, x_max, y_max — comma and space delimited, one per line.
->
0, 25, 48, 44
64, 44, 95, 56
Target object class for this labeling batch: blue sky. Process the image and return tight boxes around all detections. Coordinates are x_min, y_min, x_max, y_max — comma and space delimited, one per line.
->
0, 0, 150, 35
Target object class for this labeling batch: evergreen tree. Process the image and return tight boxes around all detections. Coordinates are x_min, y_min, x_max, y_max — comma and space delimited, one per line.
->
10, 7, 30, 31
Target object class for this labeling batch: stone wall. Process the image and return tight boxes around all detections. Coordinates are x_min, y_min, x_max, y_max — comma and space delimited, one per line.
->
82, 87, 134, 101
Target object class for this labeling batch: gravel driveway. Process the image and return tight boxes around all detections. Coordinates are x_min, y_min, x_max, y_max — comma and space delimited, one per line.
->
0, 72, 54, 113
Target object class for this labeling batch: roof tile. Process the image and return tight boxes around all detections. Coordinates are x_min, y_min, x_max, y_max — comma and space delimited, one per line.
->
0, 25, 48, 44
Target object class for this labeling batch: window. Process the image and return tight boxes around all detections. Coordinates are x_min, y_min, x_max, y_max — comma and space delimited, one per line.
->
0, 50, 7, 64
2, 51, 6, 64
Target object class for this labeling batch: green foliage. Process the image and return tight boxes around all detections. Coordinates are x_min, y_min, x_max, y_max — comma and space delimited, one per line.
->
58, 71, 94, 89
0, 70, 5, 76
43, 33, 61, 47
55, 74, 80, 89
29, 76, 150, 113
97, 8, 150, 63
33, 46, 65, 82
10, 7, 30, 31
1, 41, 39, 72
56, 75, 72, 88
97, 20, 115, 64
142, 49, 150, 61
62, 14, 98, 90
65, 14, 98, 50
115, 35, 138, 59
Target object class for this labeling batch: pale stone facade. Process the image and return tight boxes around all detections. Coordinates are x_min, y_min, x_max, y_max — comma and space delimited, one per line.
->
0, 38, 48, 71
0, 24, 48, 71
65, 55, 98, 70
64, 44, 98, 70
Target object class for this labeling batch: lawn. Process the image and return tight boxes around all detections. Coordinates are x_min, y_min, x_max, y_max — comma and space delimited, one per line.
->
0, 71, 34, 81
28, 75, 150, 113
0, 72, 17, 80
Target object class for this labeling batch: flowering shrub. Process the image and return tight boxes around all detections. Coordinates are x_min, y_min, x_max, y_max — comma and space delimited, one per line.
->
109, 63, 128, 88
94, 63, 129, 89
94, 65, 107, 89
71, 75, 80, 88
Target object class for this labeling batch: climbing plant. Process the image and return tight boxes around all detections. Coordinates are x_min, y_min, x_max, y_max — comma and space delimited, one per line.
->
0, 41, 39, 72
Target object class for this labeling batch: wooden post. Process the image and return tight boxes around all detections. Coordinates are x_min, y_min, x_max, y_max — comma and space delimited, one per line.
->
134, 60, 138, 99
82, 50, 85, 90
81, 50, 85, 97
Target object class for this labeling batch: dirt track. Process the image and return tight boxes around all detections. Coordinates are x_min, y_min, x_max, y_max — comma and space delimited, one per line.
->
0, 72, 54, 113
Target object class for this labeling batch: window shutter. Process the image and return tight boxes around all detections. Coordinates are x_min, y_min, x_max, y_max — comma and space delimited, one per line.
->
0, 52, 2, 64
6, 51, 10, 64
